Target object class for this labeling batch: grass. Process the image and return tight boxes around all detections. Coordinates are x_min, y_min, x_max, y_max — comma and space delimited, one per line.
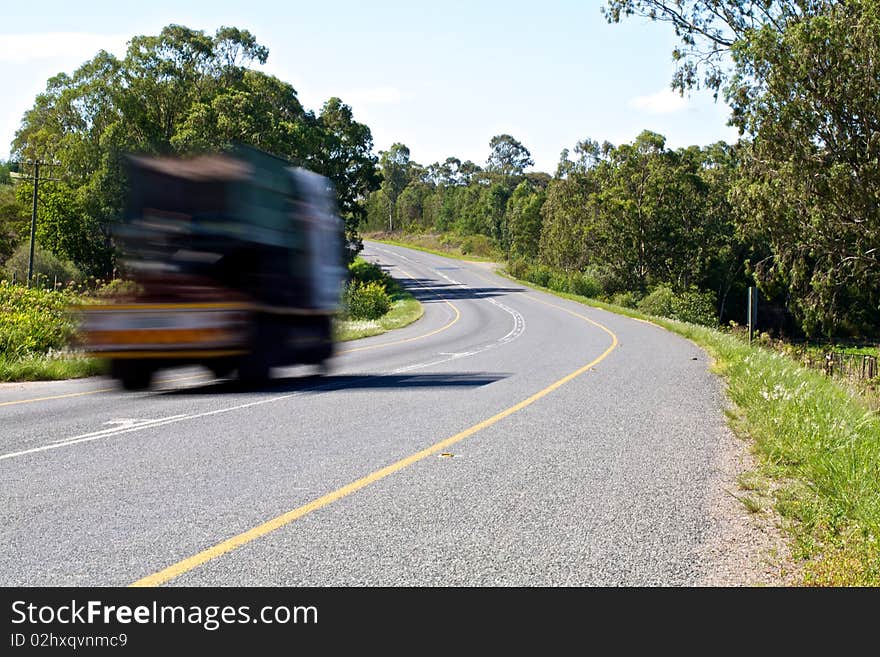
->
499, 268, 880, 586
364, 231, 503, 262
0, 353, 105, 382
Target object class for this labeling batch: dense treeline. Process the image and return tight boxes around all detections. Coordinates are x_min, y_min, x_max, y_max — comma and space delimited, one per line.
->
363, 131, 748, 327
364, 0, 880, 339
1, 24, 379, 277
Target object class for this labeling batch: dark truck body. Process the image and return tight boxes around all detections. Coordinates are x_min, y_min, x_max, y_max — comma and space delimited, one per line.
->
80, 147, 346, 389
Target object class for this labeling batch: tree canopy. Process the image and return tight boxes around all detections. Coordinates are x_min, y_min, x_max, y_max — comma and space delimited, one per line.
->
8, 24, 379, 273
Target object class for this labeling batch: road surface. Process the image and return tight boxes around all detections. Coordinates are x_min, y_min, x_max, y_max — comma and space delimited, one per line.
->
1, 242, 737, 586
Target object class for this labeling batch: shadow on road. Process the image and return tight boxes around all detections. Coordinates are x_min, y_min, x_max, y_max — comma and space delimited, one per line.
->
156, 372, 509, 396
396, 277, 526, 302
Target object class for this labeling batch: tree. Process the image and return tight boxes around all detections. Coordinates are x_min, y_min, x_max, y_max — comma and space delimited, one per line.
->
539, 170, 600, 273
378, 143, 411, 232
11, 25, 381, 270
0, 184, 28, 264
486, 134, 534, 180
602, 0, 807, 97
310, 97, 380, 255
727, 1, 880, 335
506, 181, 545, 260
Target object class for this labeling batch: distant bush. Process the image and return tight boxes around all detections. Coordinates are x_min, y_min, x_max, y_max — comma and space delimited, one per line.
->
2, 243, 81, 288
636, 284, 717, 326
344, 281, 391, 320
459, 234, 494, 257
610, 291, 641, 309
638, 285, 676, 317
93, 279, 143, 299
547, 271, 569, 293
568, 272, 602, 298
671, 288, 717, 327
506, 259, 529, 280
524, 264, 552, 288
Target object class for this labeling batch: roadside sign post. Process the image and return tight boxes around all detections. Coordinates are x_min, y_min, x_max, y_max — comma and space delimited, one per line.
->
748, 286, 758, 345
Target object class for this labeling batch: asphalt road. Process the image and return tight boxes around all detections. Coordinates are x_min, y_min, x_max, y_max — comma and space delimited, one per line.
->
0, 242, 734, 586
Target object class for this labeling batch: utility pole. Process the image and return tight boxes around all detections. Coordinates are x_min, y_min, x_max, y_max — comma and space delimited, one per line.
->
27, 160, 40, 287
16, 158, 61, 287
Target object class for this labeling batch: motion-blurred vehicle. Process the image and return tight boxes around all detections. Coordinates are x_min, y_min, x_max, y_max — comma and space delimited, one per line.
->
79, 146, 346, 389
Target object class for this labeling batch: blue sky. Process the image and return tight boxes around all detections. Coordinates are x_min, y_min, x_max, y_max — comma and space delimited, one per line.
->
0, 0, 740, 172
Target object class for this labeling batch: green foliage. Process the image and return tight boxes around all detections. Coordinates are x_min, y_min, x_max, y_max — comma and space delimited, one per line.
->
547, 271, 569, 293
486, 134, 534, 180
343, 280, 391, 320
12, 25, 380, 272
672, 288, 718, 326
93, 278, 143, 299
505, 181, 544, 260
523, 263, 552, 288
348, 257, 388, 286
0, 282, 81, 359
568, 271, 603, 298
610, 291, 641, 309
506, 258, 529, 280
0, 184, 27, 263
637, 285, 676, 317
607, 1, 880, 337
727, 1, 880, 337
459, 234, 494, 258
638, 284, 718, 326
0, 353, 103, 382
3, 242, 82, 288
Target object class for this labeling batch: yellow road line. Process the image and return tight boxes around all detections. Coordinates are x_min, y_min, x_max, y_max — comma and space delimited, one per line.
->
0, 387, 117, 408
130, 306, 618, 587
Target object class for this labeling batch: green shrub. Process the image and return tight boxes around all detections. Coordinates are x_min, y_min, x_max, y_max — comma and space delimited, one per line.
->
459, 234, 494, 257
568, 272, 602, 298
349, 258, 389, 286
671, 288, 718, 327
3, 243, 82, 288
506, 259, 529, 280
610, 290, 641, 309
547, 271, 569, 293
0, 282, 80, 359
525, 264, 552, 288
635, 285, 717, 326
344, 280, 391, 320
638, 285, 676, 317
93, 279, 143, 299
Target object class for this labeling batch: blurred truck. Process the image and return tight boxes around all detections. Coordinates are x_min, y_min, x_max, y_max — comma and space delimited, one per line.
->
79, 146, 347, 389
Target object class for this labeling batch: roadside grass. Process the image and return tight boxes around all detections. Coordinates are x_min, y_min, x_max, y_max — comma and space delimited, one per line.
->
365, 231, 502, 262
0, 353, 105, 382
499, 269, 880, 586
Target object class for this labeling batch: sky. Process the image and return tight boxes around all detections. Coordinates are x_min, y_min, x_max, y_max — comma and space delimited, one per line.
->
0, 0, 740, 173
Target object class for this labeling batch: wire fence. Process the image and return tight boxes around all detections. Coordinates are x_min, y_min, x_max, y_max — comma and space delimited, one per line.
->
800, 350, 878, 383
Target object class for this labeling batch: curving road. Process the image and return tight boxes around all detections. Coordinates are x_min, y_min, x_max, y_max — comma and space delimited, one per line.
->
0, 242, 736, 586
